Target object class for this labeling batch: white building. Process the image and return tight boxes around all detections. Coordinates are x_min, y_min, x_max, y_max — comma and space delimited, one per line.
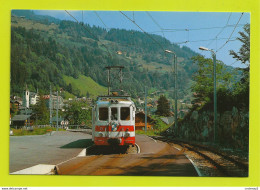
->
22, 87, 39, 108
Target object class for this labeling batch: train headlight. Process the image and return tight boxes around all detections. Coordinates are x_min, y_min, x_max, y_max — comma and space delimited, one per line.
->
125, 132, 130, 138
98, 132, 103, 137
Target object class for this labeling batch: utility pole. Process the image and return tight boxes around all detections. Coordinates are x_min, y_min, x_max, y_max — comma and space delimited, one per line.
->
56, 91, 59, 131
199, 46, 217, 143
49, 85, 52, 126
145, 86, 147, 133
25, 107, 27, 128
213, 52, 217, 142
174, 54, 178, 131
107, 68, 110, 95
165, 50, 178, 134
105, 66, 125, 95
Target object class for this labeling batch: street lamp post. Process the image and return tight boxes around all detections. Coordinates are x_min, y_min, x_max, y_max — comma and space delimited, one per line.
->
145, 86, 147, 133
199, 46, 217, 143
165, 50, 178, 133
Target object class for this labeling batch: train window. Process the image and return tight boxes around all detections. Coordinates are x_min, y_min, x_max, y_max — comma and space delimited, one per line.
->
121, 107, 130, 120
111, 107, 118, 120
99, 107, 108, 121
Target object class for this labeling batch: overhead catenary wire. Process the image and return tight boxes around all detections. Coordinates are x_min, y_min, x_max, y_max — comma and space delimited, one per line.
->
64, 10, 113, 60
216, 13, 244, 53
161, 23, 244, 32
205, 13, 232, 48
119, 11, 165, 52
205, 13, 231, 51
94, 11, 109, 30
145, 11, 171, 63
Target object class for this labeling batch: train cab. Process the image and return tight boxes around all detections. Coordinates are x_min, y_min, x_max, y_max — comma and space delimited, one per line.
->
92, 95, 136, 146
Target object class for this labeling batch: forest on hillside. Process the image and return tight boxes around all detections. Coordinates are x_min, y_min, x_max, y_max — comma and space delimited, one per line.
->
10, 10, 239, 101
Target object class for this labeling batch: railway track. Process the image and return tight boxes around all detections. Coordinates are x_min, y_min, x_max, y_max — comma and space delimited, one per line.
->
151, 136, 248, 177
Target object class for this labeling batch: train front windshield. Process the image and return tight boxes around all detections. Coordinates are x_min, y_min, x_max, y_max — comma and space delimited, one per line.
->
98, 107, 130, 121
99, 107, 108, 121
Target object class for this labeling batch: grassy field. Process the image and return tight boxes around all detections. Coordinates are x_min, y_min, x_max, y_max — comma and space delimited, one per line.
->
63, 74, 107, 98
11, 127, 65, 136
11, 17, 58, 31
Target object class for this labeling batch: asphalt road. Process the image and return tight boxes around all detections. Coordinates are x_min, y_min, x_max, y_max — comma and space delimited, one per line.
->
56, 134, 198, 176
9, 131, 92, 173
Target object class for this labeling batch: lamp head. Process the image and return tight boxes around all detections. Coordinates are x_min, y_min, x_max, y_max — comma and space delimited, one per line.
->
165, 49, 173, 54
199, 46, 209, 51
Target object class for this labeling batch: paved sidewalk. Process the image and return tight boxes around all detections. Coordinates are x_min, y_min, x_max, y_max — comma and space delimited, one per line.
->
10, 131, 92, 173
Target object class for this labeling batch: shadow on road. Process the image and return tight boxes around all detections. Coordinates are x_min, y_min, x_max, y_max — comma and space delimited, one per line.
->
86, 145, 130, 155
60, 139, 93, 148
99, 154, 198, 176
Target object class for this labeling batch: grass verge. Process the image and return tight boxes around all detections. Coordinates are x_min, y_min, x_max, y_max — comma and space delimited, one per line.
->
11, 127, 65, 136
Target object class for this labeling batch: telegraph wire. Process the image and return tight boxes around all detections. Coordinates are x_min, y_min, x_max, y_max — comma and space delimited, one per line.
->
216, 13, 244, 52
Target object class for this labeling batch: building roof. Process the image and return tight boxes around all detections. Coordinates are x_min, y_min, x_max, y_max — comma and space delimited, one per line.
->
160, 117, 174, 125
12, 115, 31, 121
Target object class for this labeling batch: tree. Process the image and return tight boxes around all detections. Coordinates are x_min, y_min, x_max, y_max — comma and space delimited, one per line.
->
64, 101, 91, 125
229, 24, 250, 110
32, 94, 49, 125
156, 95, 171, 117
230, 24, 250, 65
191, 55, 233, 103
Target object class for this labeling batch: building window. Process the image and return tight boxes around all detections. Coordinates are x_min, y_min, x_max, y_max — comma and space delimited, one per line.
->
121, 107, 130, 120
99, 107, 108, 121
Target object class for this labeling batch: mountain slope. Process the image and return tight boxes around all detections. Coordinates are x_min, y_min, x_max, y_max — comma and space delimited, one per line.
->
10, 10, 202, 100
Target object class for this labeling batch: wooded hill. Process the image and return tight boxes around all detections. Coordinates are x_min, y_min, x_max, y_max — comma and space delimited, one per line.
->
10, 10, 237, 100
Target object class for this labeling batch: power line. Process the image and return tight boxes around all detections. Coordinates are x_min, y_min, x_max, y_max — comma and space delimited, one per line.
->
216, 13, 244, 53
65, 10, 99, 41
161, 23, 244, 32
228, 60, 239, 66
206, 13, 232, 48
119, 11, 165, 52
94, 11, 109, 30
65, 10, 113, 60
146, 11, 169, 56
146, 12, 163, 30
172, 37, 238, 45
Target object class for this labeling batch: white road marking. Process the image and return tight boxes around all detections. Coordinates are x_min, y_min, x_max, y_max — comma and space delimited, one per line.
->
185, 154, 202, 177
148, 136, 157, 143
135, 143, 141, 153
10, 164, 56, 175
77, 148, 87, 157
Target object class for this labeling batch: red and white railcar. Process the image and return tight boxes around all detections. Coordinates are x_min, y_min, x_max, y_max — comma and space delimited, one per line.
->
92, 95, 136, 146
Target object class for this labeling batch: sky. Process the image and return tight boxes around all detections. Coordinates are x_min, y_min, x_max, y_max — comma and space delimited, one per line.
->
34, 10, 250, 68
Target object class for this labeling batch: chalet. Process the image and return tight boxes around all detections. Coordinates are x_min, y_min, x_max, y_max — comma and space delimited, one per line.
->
135, 111, 154, 131
11, 114, 32, 128
10, 100, 21, 113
